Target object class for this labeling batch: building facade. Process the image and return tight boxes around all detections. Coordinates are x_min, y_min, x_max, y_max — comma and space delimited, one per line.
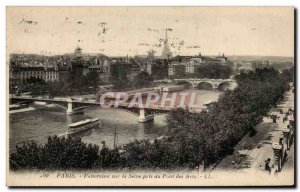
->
108, 57, 141, 82
168, 53, 231, 78
9, 66, 65, 89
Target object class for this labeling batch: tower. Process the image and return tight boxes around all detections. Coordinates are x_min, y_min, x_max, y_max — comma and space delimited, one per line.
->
74, 46, 83, 58
147, 49, 156, 61
71, 46, 84, 71
161, 29, 173, 60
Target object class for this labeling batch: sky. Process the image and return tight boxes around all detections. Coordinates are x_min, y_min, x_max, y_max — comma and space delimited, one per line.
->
7, 7, 294, 57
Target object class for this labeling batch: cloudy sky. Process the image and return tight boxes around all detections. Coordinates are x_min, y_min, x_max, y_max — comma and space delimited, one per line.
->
7, 7, 294, 57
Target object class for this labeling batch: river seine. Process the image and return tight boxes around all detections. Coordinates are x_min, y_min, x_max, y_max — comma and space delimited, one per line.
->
9, 90, 221, 152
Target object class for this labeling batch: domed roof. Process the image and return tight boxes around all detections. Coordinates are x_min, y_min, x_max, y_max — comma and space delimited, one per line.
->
74, 46, 83, 58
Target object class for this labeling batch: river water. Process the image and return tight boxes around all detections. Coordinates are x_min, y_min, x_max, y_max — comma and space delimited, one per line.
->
9, 90, 222, 152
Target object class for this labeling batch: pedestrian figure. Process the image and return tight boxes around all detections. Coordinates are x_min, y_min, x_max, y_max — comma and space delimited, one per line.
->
265, 158, 271, 173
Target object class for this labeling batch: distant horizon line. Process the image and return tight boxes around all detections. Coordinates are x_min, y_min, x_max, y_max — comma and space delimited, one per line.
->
8, 52, 294, 59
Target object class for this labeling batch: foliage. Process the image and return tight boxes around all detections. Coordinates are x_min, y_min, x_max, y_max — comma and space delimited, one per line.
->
10, 136, 99, 170
281, 67, 294, 83
109, 65, 130, 89
85, 70, 100, 88
195, 63, 232, 79
26, 77, 46, 85
133, 71, 153, 88
67, 69, 87, 89
151, 60, 169, 80
166, 68, 289, 167
10, 68, 290, 171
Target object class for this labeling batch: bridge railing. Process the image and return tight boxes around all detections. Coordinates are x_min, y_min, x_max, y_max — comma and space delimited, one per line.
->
10, 96, 206, 113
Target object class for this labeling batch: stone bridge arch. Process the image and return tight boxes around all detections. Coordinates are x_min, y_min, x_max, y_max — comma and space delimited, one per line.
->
217, 81, 232, 91
175, 81, 193, 88
196, 81, 214, 90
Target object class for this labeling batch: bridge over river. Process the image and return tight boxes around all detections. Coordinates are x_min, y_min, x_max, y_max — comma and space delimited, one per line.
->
10, 88, 217, 123
154, 78, 237, 91
10, 78, 236, 122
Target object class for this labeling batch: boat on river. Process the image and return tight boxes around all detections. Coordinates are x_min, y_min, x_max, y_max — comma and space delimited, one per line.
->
67, 118, 101, 135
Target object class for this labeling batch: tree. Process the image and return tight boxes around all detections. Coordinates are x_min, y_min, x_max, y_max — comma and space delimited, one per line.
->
134, 71, 153, 88
167, 68, 289, 168
68, 71, 87, 90
196, 63, 232, 79
20, 77, 48, 96
10, 68, 290, 171
109, 65, 130, 90
85, 70, 100, 88
47, 81, 66, 97
281, 67, 294, 83
10, 136, 100, 170
26, 77, 46, 85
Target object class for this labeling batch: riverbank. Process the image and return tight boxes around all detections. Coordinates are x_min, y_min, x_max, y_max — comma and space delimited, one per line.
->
214, 84, 294, 175
9, 69, 293, 172
9, 103, 58, 114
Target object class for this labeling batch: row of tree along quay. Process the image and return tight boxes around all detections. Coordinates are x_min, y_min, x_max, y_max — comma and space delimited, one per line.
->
10, 68, 293, 171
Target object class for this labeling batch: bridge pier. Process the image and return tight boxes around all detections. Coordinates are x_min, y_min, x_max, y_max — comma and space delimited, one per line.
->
66, 102, 74, 114
138, 108, 154, 123
192, 83, 198, 89
212, 84, 219, 91
66, 100, 85, 115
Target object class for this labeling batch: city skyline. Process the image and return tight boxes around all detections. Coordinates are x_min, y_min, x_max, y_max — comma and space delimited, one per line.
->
7, 7, 294, 57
